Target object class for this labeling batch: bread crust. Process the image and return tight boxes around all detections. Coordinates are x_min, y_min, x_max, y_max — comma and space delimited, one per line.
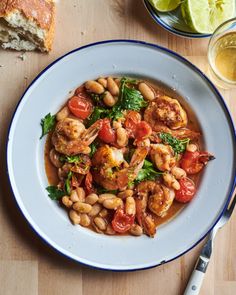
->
0, 0, 8, 17
5, 0, 54, 30
0, 0, 55, 51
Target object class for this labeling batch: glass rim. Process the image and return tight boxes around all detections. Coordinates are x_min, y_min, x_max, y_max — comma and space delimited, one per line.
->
208, 17, 236, 86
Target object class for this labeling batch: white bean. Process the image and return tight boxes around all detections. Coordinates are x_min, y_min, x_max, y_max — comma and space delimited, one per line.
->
103, 198, 123, 210
62, 196, 73, 208
107, 77, 119, 96
186, 144, 198, 152
163, 173, 180, 190
69, 210, 80, 225
125, 196, 136, 215
85, 80, 104, 94
106, 224, 116, 235
79, 213, 91, 227
138, 82, 155, 101
171, 167, 186, 179
89, 203, 102, 217
118, 189, 133, 199
70, 190, 80, 202
56, 106, 70, 121
98, 193, 116, 203
73, 202, 92, 213
130, 224, 143, 236
76, 187, 85, 202
97, 78, 107, 88
103, 91, 118, 107
85, 193, 98, 205
99, 208, 108, 218
94, 217, 107, 231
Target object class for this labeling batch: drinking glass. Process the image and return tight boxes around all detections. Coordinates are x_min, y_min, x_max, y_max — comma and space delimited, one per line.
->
208, 17, 236, 89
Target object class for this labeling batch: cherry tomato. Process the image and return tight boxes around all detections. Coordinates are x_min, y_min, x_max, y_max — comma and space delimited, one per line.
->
180, 151, 214, 175
136, 121, 152, 140
68, 95, 93, 120
112, 208, 135, 233
124, 111, 141, 137
175, 177, 196, 203
98, 118, 116, 143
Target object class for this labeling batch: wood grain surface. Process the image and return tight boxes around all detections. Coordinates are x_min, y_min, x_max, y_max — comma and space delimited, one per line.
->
0, 1, 235, 294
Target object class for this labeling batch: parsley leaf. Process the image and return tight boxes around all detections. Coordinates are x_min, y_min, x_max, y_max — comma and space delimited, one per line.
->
86, 106, 109, 127
109, 78, 147, 116
134, 160, 163, 184
60, 155, 82, 164
40, 113, 56, 139
46, 186, 65, 200
65, 171, 73, 195
120, 85, 147, 111
159, 132, 190, 155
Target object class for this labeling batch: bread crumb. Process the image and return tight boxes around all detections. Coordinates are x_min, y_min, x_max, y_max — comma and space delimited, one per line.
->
81, 31, 85, 35
24, 76, 28, 80
0, 65, 3, 67
18, 52, 27, 61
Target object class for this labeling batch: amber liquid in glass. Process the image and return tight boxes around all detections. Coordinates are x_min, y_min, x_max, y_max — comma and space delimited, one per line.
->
210, 32, 236, 83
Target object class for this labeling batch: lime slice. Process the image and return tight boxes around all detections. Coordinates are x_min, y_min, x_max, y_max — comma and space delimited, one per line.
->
148, 0, 181, 12
181, 0, 235, 34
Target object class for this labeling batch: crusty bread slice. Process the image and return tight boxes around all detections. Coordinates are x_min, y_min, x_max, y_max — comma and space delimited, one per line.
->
0, 0, 55, 52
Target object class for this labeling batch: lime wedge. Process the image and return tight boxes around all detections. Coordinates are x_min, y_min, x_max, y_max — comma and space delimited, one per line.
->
148, 0, 181, 12
181, 0, 235, 34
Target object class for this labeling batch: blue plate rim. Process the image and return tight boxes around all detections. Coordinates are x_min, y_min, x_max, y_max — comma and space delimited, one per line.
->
143, 0, 212, 39
6, 39, 236, 272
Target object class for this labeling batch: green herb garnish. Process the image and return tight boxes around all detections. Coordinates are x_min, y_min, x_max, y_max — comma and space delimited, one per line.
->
90, 93, 104, 105
118, 78, 147, 111
86, 106, 109, 127
159, 132, 190, 155
86, 77, 147, 124
60, 155, 82, 164
89, 141, 98, 157
134, 160, 163, 184
65, 171, 73, 195
46, 186, 65, 200
40, 113, 56, 139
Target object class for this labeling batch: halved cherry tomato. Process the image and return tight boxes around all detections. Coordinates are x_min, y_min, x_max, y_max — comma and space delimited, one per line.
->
68, 95, 93, 120
112, 208, 135, 233
136, 121, 152, 140
175, 177, 196, 203
124, 111, 141, 137
180, 151, 214, 175
98, 118, 116, 143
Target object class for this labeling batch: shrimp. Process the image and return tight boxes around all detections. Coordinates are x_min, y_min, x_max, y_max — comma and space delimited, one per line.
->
136, 180, 175, 221
144, 95, 188, 130
135, 180, 173, 237
92, 146, 149, 190
150, 144, 176, 171
52, 118, 102, 156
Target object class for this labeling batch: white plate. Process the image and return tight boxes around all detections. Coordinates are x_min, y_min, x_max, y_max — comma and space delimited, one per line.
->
7, 40, 236, 271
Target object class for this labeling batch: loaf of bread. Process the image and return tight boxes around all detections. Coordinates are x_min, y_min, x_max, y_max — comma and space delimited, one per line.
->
0, 0, 55, 52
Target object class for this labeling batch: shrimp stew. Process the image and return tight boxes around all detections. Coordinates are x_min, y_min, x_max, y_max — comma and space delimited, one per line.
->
41, 77, 214, 237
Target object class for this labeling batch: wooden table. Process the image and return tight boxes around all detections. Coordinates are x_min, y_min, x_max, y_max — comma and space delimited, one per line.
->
0, 1, 235, 294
